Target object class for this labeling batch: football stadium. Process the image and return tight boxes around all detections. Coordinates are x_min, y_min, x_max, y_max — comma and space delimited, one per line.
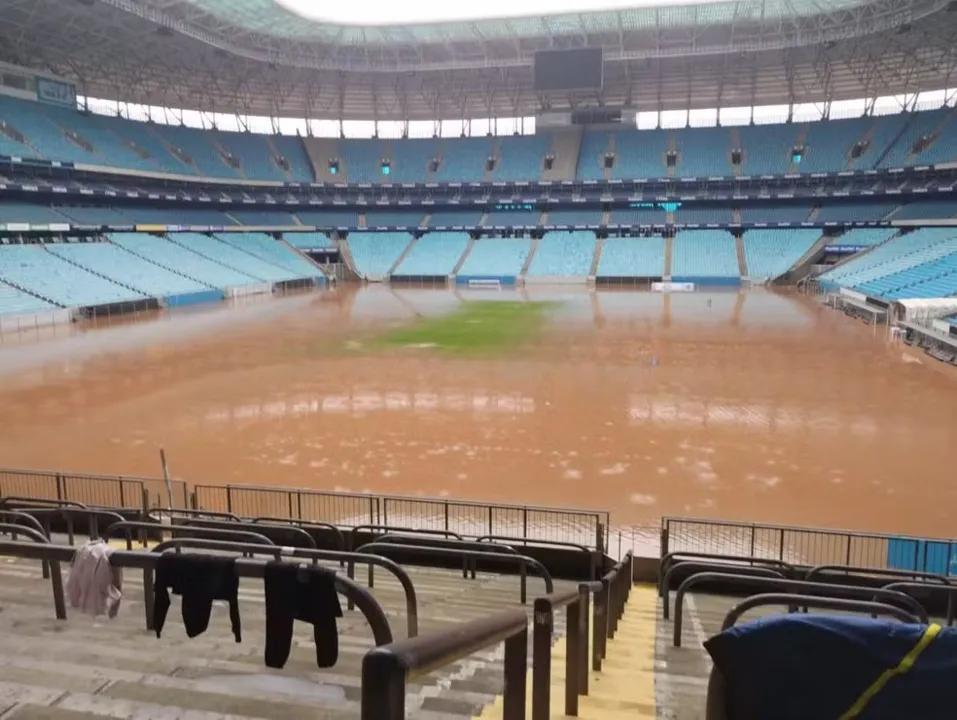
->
2, 0, 957, 716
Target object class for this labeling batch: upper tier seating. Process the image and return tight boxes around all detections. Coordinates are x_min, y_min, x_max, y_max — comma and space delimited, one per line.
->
111, 233, 258, 288
47, 240, 210, 296
672, 231, 740, 279
5, 90, 957, 184
214, 233, 319, 278
525, 232, 596, 278
393, 232, 470, 277
742, 229, 820, 278
0, 244, 145, 307
0, 281, 55, 316
347, 232, 413, 280
456, 238, 531, 278
119, 207, 238, 226
609, 207, 667, 225
169, 233, 303, 282
53, 206, 131, 225
596, 237, 665, 278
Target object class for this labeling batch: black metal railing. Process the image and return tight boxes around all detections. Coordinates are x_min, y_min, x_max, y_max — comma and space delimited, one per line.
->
361, 607, 529, 720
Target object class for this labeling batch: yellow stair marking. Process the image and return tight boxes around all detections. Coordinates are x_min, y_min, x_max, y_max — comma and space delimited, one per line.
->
476, 584, 658, 719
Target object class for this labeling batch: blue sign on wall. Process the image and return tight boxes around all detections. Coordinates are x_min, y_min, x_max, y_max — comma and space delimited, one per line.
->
36, 78, 77, 109
887, 537, 957, 576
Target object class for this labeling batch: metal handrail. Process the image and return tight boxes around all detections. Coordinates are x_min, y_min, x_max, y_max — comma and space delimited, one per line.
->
0, 496, 88, 509
179, 519, 317, 548
662, 562, 785, 619
659, 551, 795, 592
805, 564, 951, 586
148, 538, 418, 637
250, 517, 346, 550
18, 506, 127, 545
531, 585, 589, 720
371, 534, 519, 581
357, 542, 553, 604
103, 520, 275, 549
477, 534, 599, 579
592, 552, 633, 673
672, 572, 929, 647
878, 581, 957, 626
362, 607, 528, 720
0, 528, 64, 618
0, 540, 393, 645
722, 593, 922, 631
147, 508, 242, 522
349, 524, 465, 547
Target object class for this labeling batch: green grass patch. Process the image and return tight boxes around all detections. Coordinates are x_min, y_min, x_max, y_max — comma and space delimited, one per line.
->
373, 300, 554, 356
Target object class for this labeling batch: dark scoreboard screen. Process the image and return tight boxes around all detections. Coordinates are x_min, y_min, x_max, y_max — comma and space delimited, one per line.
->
533, 48, 604, 92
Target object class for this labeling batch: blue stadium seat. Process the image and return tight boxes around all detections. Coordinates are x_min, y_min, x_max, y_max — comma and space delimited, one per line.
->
0, 281, 56, 316
526, 232, 596, 278
283, 232, 334, 249
347, 232, 414, 280
457, 238, 531, 278
672, 231, 740, 280
214, 233, 320, 279
393, 232, 470, 277
596, 237, 665, 278
427, 210, 482, 227
365, 211, 424, 228
170, 233, 302, 282
742, 229, 820, 278
111, 233, 258, 288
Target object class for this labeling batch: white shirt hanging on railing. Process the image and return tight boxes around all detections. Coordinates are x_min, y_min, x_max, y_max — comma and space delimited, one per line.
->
66, 539, 123, 618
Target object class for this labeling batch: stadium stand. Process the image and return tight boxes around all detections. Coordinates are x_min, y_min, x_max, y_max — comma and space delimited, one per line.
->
456, 238, 532, 280
609, 207, 667, 225
545, 209, 602, 226
828, 228, 897, 247
52, 206, 131, 225
671, 230, 740, 282
283, 232, 335, 249
0, 202, 70, 225
388, 138, 440, 183
214, 233, 322, 279
427, 210, 483, 227
819, 228, 957, 291
295, 210, 360, 228
0, 281, 55, 315
893, 201, 956, 220
525, 231, 596, 279
483, 209, 541, 227
493, 134, 549, 181
45, 240, 211, 296
392, 231, 470, 277
596, 237, 666, 278
364, 210, 424, 228
111, 233, 260, 288
228, 210, 299, 226
798, 116, 869, 173
0, 244, 145, 307
814, 202, 898, 223
741, 229, 821, 278
434, 137, 495, 182
168, 233, 305, 282
738, 123, 801, 175
346, 232, 413, 280
608, 129, 670, 180
858, 251, 957, 300
739, 204, 812, 224
675, 126, 732, 177
673, 205, 732, 225
119, 207, 238, 226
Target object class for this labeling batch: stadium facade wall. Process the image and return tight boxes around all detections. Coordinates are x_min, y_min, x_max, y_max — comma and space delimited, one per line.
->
224, 282, 273, 298
163, 289, 226, 308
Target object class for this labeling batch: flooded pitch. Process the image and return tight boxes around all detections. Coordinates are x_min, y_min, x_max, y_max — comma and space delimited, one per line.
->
0, 285, 955, 541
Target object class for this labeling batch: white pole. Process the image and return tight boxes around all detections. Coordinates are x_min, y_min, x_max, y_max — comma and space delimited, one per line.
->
159, 448, 173, 513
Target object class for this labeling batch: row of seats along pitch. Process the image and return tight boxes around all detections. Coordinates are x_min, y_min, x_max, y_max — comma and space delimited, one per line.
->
3, 93, 957, 180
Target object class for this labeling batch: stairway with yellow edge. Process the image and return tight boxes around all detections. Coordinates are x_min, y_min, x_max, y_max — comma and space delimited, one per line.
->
476, 583, 658, 719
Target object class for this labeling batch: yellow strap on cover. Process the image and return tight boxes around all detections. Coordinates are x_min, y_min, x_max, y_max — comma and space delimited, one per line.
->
838, 622, 942, 719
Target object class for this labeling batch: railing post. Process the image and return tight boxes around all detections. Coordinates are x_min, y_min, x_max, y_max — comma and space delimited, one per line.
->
55, 473, 64, 502
503, 625, 528, 720
488, 506, 493, 536
591, 582, 604, 672
596, 521, 603, 556
578, 588, 590, 697
361, 648, 406, 720
532, 598, 553, 720
444, 501, 449, 532
565, 599, 581, 715
226, 486, 233, 513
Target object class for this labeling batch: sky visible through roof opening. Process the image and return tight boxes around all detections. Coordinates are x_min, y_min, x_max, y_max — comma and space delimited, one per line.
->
274, 0, 715, 25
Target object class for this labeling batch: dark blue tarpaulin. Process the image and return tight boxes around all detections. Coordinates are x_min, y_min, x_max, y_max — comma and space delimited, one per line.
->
705, 615, 957, 719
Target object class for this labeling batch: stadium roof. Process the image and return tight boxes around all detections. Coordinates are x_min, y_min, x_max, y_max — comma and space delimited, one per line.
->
0, 0, 955, 120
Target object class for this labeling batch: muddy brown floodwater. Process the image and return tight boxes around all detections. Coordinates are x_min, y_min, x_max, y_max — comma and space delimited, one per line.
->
0, 285, 955, 542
